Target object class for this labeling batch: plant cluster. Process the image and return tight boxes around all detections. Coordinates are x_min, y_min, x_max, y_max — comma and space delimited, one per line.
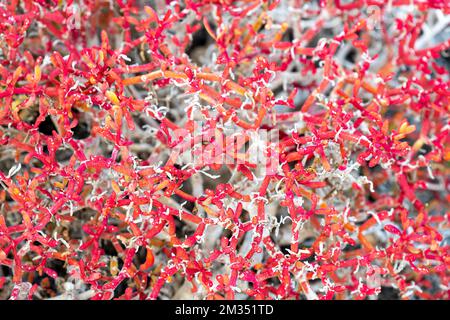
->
0, 0, 449, 300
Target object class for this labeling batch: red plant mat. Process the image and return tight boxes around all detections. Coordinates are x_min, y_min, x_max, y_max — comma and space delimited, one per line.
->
0, 0, 449, 300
